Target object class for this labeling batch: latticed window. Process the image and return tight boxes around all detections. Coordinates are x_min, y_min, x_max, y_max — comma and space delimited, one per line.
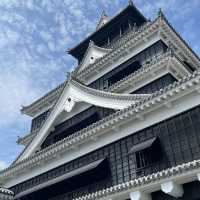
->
133, 74, 177, 94
31, 109, 50, 132
135, 149, 152, 169
108, 60, 141, 86
41, 106, 115, 149
129, 137, 162, 171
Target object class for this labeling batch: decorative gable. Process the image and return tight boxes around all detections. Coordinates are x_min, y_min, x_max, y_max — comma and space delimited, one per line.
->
16, 76, 150, 162
96, 10, 110, 30
77, 40, 112, 73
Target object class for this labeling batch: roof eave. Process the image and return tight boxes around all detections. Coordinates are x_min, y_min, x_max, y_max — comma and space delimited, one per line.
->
68, 3, 147, 59
1, 70, 200, 181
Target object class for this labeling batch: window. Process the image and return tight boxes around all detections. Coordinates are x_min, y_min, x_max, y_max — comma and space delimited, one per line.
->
54, 112, 100, 143
108, 61, 141, 85
41, 107, 115, 149
183, 61, 195, 72
129, 137, 162, 171
12, 159, 110, 199
31, 110, 50, 132
132, 74, 177, 94
135, 149, 152, 169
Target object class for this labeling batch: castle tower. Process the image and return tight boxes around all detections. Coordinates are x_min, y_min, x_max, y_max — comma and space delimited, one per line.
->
1, 1, 200, 200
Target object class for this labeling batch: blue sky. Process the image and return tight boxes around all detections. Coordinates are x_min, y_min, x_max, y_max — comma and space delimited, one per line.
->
0, 0, 200, 169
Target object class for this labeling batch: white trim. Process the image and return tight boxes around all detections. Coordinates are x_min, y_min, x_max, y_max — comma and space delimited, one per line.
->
55, 102, 91, 126
20, 31, 160, 118
3, 80, 200, 187
83, 33, 161, 85
130, 191, 152, 200
19, 51, 191, 147
110, 54, 191, 94
14, 159, 104, 199
126, 69, 174, 94
17, 79, 148, 162
21, 21, 159, 117
77, 16, 200, 83
73, 160, 200, 200
96, 11, 109, 30
77, 41, 112, 73
21, 14, 200, 118
160, 19, 200, 69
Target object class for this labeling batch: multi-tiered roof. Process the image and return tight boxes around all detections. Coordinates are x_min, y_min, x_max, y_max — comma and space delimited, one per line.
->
1, 1, 200, 200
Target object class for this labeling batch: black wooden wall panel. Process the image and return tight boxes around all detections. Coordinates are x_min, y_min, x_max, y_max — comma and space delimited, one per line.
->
41, 74, 177, 148
132, 74, 177, 94
89, 40, 168, 90
12, 105, 200, 200
41, 106, 115, 149
30, 109, 50, 132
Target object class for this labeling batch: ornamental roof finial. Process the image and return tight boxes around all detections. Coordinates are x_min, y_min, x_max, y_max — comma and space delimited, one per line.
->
128, 0, 134, 6
89, 40, 95, 47
157, 8, 164, 19
21, 105, 25, 109
96, 10, 109, 30
66, 71, 72, 80
66, 48, 71, 54
102, 10, 108, 17
20, 105, 26, 113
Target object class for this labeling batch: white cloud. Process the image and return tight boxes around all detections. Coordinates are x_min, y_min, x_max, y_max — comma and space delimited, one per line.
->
136, 0, 200, 21
0, 71, 42, 127
0, 161, 7, 170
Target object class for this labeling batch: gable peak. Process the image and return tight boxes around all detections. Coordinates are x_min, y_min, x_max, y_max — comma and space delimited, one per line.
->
128, 0, 134, 6
89, 40, 95, 47
101, 10, 108, 18
157, 8, 165, 19
96, 10, 109, 30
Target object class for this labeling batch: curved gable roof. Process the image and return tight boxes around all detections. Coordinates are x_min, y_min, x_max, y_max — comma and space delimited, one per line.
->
74, 41, 112, 74
15, 76, 150, 162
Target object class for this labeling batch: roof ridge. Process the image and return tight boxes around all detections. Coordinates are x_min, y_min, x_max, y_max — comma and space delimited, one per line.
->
12, 79, 70, 165
71, 78, 150, 101
68, 1, 146, 54
21, 81, 66, 115
74, 158, 200, 200
73, 40, 112, 75
96, 10, 109, 30
22, 18, 155, 115
17, 49, 183, 145
2, 70, 200, 177
75, 20, 154, 78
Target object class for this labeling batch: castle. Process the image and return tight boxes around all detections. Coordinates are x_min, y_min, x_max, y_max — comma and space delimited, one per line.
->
1, 1, 200, 200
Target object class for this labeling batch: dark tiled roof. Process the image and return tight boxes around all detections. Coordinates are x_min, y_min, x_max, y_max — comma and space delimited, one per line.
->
2, 69, 200, 177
